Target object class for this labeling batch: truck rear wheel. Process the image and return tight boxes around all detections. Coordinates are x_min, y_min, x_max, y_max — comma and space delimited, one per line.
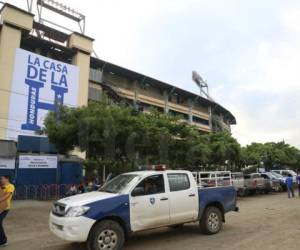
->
200, 206, 223, 234
87, 220, 125, 250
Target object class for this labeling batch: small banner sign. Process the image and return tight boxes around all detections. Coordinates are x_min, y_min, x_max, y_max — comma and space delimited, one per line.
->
19, 155, 58, 169
0, 158, 16, 169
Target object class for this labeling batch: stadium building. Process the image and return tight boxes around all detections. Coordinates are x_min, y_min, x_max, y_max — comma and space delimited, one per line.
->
0, 2, 236, 145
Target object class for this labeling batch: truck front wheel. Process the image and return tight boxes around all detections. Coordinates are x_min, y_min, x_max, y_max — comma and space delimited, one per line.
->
87, 220, 125, 250
200, 206, 223, 234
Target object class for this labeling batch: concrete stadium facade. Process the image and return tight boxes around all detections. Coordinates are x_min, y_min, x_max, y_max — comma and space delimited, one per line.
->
0, 3, 236, 144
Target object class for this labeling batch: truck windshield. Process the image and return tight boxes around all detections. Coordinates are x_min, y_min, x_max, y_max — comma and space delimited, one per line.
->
288, 170, 297, 176
99, 174, 139, 194
272, 172, 283, 178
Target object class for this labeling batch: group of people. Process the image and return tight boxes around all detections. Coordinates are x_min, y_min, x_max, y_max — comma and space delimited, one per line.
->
0, 175, 15, 247
66, 181, 99, 196
286, 172, 300, 198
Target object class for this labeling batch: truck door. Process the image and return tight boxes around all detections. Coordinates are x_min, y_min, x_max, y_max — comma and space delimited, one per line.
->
254, 174, 264, 187
167, 173, 198, 224
130, 174, 170, 232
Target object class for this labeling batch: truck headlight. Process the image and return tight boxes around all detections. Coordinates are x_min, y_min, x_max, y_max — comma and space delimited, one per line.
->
65, 206, 90, 217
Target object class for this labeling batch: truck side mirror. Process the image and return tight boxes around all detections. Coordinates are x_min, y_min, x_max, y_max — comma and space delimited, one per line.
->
132, 187, 145, 197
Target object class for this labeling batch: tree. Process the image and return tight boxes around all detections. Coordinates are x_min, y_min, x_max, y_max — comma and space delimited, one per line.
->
43, 100, 245, 176
207, 132, 241, 169
44, 100, 139, 176
240, 142, 300, 171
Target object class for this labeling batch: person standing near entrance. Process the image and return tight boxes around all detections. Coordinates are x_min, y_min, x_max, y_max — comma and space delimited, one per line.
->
0, 175, 15, 247
297, 172, 300, 198
286, 174, 294, 198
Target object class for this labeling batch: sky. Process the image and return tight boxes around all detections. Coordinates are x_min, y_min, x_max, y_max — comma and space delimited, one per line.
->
5, 0, 300, 148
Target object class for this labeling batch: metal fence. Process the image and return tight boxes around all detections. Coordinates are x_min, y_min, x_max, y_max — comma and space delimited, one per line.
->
14, 184, 73, 200
193, 171, 232, 188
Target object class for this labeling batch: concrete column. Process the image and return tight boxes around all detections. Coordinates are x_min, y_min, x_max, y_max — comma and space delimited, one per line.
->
163, 90, 169, 113
188, 99, 193, 124
0, 4, 33, 139
68, 32, 94, 159
208, 106, 213, 131
133, 80, 138, 104
68, 32, 94, 106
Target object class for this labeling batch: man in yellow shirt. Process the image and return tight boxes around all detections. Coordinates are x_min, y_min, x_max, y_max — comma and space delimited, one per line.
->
0, 175, 15, 247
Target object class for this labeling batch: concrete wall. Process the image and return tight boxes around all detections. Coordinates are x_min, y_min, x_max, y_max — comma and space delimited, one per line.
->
102, 71, 211, 132
68, 33, 94, 107
0, 4, 94, 142
0, 4, 33, 31
0, 4, 34, 139
0, 3, 231, 139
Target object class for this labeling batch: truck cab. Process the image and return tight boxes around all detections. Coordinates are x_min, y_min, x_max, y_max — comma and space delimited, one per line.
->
259, 172, 281, 192
271, 169, 297, 183
244, 173, 265, 194
231, 172, 246, 196
49, 170, 238, 250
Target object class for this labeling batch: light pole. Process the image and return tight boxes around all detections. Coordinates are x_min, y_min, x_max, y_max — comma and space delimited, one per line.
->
192, 71, 214, 131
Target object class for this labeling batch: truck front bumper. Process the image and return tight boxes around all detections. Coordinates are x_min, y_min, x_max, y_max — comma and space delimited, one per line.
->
49, 213, 95, 242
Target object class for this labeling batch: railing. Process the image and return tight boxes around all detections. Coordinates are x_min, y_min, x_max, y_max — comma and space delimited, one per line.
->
193, 171, 232, 188
14, 184, 74, 200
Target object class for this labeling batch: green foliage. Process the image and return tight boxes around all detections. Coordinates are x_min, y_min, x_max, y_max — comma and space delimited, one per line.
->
207, 132, 241, 165
43, 100, 300, 176
240, 141, 300, 171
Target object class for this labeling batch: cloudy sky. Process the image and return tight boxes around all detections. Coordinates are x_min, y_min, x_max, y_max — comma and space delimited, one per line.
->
6, 0, 300, 147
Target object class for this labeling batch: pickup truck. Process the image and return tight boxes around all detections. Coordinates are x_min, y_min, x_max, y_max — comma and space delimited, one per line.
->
271, 169, 297, 183
231, 172, 247, 196
49, 170, 238, 250
270, 172, 287, 191
259, 172, 281, 192
244, 173, 265, 194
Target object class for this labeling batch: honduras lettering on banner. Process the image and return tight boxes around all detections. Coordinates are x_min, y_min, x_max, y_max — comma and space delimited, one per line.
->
7, 48, 79, 140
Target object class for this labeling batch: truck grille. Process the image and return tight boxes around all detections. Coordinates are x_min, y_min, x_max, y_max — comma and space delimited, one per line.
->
52, 202, 67, 217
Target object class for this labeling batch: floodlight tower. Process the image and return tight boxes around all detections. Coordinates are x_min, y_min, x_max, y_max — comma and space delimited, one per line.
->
192, 71, 211, 99
192, 71, 213, 131
26, 0, 86, 34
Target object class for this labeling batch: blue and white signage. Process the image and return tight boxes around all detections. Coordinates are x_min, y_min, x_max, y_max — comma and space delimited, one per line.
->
0, 158, 15, 169
19, 155, 58, 169
7, 48, 79, 140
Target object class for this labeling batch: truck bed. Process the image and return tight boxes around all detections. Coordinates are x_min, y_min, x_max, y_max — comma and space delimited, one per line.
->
198, 186, 237, 219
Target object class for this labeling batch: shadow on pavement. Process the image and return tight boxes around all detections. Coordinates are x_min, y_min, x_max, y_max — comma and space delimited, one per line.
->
124, 224, 205, 249
43, 243, 86, 250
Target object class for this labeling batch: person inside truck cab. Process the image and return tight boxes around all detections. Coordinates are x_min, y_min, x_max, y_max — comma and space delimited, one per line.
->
144, 180, 157, 195
136, 175, 165, 195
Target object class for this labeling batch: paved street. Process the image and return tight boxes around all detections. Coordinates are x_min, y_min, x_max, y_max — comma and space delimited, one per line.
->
4, 192, 300, 250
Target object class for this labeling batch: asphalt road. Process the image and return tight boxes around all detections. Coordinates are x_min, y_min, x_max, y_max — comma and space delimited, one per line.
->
4, 192, 300, 250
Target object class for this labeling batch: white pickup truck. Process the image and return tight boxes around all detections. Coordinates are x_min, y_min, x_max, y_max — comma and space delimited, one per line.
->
231, 172, 247, 196
49, 170, 238, 250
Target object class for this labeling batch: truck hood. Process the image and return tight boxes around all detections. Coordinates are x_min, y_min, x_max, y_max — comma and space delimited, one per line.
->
58, 192, 119, 207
